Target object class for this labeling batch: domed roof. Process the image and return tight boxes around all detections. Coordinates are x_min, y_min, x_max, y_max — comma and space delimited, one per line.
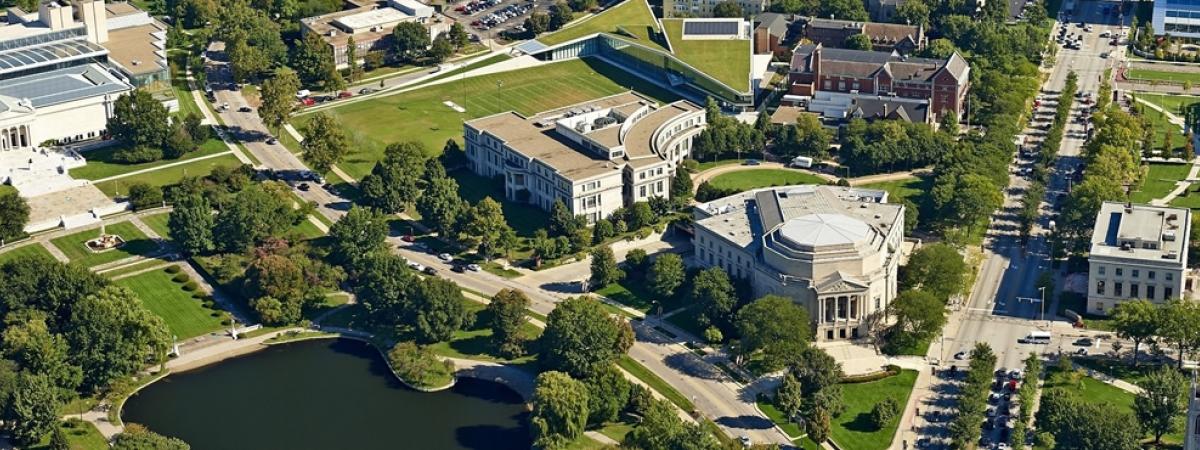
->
776, 213, 872, 249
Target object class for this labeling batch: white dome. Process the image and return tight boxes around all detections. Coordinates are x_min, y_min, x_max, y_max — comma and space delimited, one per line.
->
776, 213, 872, 249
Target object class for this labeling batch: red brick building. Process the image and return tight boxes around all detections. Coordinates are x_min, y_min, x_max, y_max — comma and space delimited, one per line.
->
787, 44, 970, 121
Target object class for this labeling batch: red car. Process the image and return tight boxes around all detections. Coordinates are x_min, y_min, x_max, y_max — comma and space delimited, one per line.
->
299, 97, 315, 106
338, 91, 353, 99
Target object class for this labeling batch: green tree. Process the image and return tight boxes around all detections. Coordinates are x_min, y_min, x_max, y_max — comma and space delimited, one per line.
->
524, 12, 550, 36
669, 168, 693, 206
291, 32, 337, 87
1036, 389, 1142, 450
111, 424, 190, 450
1110, 299, 1161, 367
628, 202, 655, 229
589, 246, 624, 288
125, 182, 163, 211
251, 295, 293, 326
540, 296, 632, 378
895, 0, 929, 26
49, 426, 69, 450
408, 277, 468, 343
487, 289, 530, 358
300, 112, 349, 173
931, 172, 1003, 232
346, 35, 362, 83
549, 199, 579, 237
428, 35, 453, 63
387, 341, 454, 389
692, 267, 736, 328
711, 0, 743, 16
870, 396, 901, 429
549, 2, 573, 30
887, 289, 946, 349
328, 206, 389, 269
259, 68, 301, 130
359, 141, 427, 213
736, 295, 811, 371
448, 22, 470, 49
458, 197, 516, 259
648, 253, 685, 299
352, 252, 417, 329
2, 318, 82, 393
531, 371, 589, 448
108, 90, 170, 147
0, 188, 30, 242
6, 373, 60, 446
774, 372, 804, 424
66, 286, 170, 393
392, 21, 430, 62
819, 0, 867, 20
624, 397, 721, 449
163, 123, 195, 159
582, 364, 630, 426
1161, 299, 1200, 369
415, 165, 466, 238
168, 193, 215, 255
1134, 367, 1186, 445
213, 184, 301, 252
902, 244, 967, 300
227, 38, 271, 82
844, 33, 874, 50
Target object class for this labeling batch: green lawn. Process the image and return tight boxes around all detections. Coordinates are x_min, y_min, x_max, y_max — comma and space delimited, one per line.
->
708, 168, 828, 192
1126, 68, 1200, 84
1170, 183, 1200, 209
168, 52, 202, 119
661, 19, 751, 92
757, 400, 803, 437
617, 354, 696, 412
830, 370, 918, 450
537, 0, 665, 49
1051, 361, 1186, 445
92, 154, 245, 198
98, 258, 168, 279
595, 280, 659, 312
419, 54, 513, 86
140, 213, 172, 238
50, 222, 159, 268
1138, 104, 1187, 154
1072, 357, 1176, 387
427, 299, 540, 363
861, 175, 934, 205
114, 267, 227, 340
664, 305, 707, 339
28, 420, 108, 450
295, 58, 679, 179
1131, 163, 1191, 203
1138, 93, 1200, 117
70, 138, 229, 181
289, 217, 327, 240
0, 243, 55, 264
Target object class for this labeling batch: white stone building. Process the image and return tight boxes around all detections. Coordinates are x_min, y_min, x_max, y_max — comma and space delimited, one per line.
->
464, 92, 706, 222
1087, 202, 1191, 315
692, 185, 905, 341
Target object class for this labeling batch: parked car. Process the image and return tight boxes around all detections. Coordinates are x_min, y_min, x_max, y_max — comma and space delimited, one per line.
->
954, 351, 967, 360
423, 266, 438, 275
407, 261, 426, 272
742, 159, 760, 166
266, 137, 278, 145
467, 263, 481, 272
1074, 337, 1093, 346
338, 91, 353, 99
438, 253, 454, 262
401, 235, 416, 242
238, 106, 253, 112
451, 264, 466, 273
298, 183, 310, 191
299, 97, 316, 106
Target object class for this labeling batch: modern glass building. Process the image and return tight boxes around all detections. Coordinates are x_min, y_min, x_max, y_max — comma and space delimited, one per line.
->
1154, 0, 1200, 38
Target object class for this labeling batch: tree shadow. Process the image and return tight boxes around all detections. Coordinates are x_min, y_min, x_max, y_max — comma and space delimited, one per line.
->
455, 424, 531, 450
840, 412, 880, 433
663, 352, 725, 381
714, 415, 775, 430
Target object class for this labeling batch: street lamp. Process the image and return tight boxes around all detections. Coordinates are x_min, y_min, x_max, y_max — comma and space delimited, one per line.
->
1038, 286, 1047, 324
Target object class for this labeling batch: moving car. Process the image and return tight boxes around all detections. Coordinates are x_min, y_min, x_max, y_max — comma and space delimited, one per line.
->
742, 159, 761, 166
438, 253, 454, 262
238, 106, 253, 112
266, 137, 278, 145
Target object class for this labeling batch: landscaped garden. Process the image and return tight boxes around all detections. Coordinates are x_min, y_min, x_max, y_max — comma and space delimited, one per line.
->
0, 243, 54, 264
293, 58, 679, 179
829, 369, 918, 450
1044, 358, 1185, 446
707, 168, 828, 192
50, 222, 159, 268
1130, 163, 1191, 203
661, 19, 751, 92
113, 266, 228, 340
536, 0, 664, 48
28, 419, 107, 450
70, 138, 229, 181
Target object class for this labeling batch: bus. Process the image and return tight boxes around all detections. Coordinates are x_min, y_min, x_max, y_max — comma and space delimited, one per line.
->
1019, 331, 1051, 344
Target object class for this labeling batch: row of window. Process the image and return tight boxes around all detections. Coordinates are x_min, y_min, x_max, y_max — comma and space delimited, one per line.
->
638, 180, 665, 198
1095, 266, 1174, 281
1166, 0, 1200, 7
1164, 22, 1200, 33
1165, 9, 1200, 20
1094, 280, 1174, 301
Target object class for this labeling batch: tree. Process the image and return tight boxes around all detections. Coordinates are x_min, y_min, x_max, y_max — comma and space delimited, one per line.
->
300, 112, 349, 173
625, 248, 649, 275
49, 426, 69, 450
669, 169, 693, 206
549, 2, 573, 30
387, 341, 454, 389
712, 0, 743, 17
6, 373, 60, 446
408, 277, 468, 343
112, 424, 190, 450
531, 371, 589, 448
736, 295, 811, 371
163, 123, 195, 159
392, 22, 430, 62
168, 193, 215, 255
428, 35, 453, 63
213, 184, 301, 252
259, 68, 301, 130
889, 289, 946, 339
774, 372, 805, 424
844, 33, 874, 50
448, 22, 470, 49
895, 0, 929, 26
359, 141, 427, 213
692, 267, 736, 328
227, 37, 272, 82
582, 364, 630, 426
458, 198, 516, 259
624, 397, 721, 450
1036, 389, 1142, 450
108, 90, 170, 147
415, 168, 466, 239
0, 189, 30, 242
291, 32, 337, 88
628, 202, 655, 229
540, 296, 632, 378
487, 289, 530, 358
125, 182, 163, 211
931, 172, 1003, 232
589, 246, 624, 288
870, 396, 901, 429
567, 0, 596, 10
1134, 367, 1186, 445
2, 317, 81, 393
353, 252, 417, 328
819, 0, 867, 20
549, 200, 579, 237
328, 206, 388, 269
346, 35, 362, 83
591, 219, 614, 245
1110, 299, 1161, 366
524, 12, 550, 36
1160, 299, 1200, 369
648, 253, 685, 299
67, 286, 170, 392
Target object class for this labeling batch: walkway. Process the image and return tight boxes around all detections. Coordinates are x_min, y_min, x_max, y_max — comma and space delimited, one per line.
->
91, 150, 236, 184
1133, 97, 1200, 206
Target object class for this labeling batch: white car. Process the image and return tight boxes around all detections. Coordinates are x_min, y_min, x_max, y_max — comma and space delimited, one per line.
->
407, 261, 426, 272
438, 253, 454, 262
954, 351, 968, 360
467, 263, 482, 272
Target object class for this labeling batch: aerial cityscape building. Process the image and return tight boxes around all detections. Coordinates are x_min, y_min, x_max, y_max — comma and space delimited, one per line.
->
1087, 202, 1192, 315
301, 0, 451, 68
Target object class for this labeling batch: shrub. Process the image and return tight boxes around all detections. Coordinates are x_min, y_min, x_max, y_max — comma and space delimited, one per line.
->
388, 341, 455, 389
164, 265, 181, 274
703, 326, 723, 344
841, 366, 901, 384
220, 318, 232, 326
171, 273, 190, 283
182, 281, 199, 291
869, 396, 900, 429
681, 159, 700, 173
126, 182, 163, 210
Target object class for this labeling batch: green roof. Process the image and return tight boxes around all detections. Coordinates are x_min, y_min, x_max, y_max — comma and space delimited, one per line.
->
537, 0, 668, 51
661, 19, 750, 92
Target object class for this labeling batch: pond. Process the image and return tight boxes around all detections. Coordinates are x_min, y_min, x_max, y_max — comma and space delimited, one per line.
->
122, 338, 531, 450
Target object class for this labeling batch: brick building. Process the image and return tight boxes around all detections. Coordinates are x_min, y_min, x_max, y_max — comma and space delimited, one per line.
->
801, 17, 924, 54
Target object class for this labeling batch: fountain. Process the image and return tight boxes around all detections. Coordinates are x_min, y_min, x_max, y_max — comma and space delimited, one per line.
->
84, 222, 124, 252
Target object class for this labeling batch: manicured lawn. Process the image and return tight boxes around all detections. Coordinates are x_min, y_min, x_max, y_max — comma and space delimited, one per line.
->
830, 370, 918, 450
1138, 93, 1200, 117
597, 422, 635, 442
0, 243, 55, 264
1170, 183, 1200, 209
1049, 362, 1186, 445
757, 400, 803, 437
708, 168, 828, 192
29, 420, 108, 450
140, 213, 172, 238
1131, 163, 1191, 203
694, 158, 745, 171
618, 354, 696, 412
1072, 356, 1177, 387
595, 280, 658, 312
537, 0, 665, 49
563, 435, 608, 450
420, 54, 512, 86
661, 19, 751, 92
294, 58, 680, 179
98, 259, 168, 279
427, 298, 540, 363
1137, 104, 1187, 153
92, 153, 244, 198
70, 138, 229, 181
289, 217, 327, 240
1126, 68, 1200, 84
168, 52, 202, 119
861, 175, 934, 206
451, 170, 550, 237
50, 222, 159, 268
114, 268, 227, 340
664, 305, 707, 339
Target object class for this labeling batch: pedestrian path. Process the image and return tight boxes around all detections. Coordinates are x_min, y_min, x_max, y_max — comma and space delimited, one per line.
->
91, 150, 236, 183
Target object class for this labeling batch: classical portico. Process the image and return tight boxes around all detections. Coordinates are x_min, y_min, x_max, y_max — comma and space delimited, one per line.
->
815, 273, 870, 340
0, 124, 33, 150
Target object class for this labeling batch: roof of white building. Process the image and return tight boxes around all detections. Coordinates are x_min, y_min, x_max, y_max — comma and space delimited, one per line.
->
1090, 201, 1190, 266
777, 213, 873, 248
695, 184, 900, 248
0, 63, 130, 108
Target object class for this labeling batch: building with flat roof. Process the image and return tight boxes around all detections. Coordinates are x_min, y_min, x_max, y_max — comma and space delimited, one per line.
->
663, 0, 767, 17
464, 92, 706, 222
692, 185, 904, 341
1088, 202, 1192, 315
301, 0, 450, 69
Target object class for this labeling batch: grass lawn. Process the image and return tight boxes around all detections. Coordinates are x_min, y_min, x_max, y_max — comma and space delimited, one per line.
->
451, 169, 550, 237
28, 420, 108, 450
618, 354, 696, 412
1126, 68, 1200, 84
757, 400, 803, 437
664, 306, 707, 339
661, 19, 751, 92
694, 158, 745, 171
93, 153, 244, 198
1138, 93, 1200, 117
1170, 183, 1200, 209
289, 217, 327, 240
71, 138, 229, 181
595, 280, 660, 312
50, 222, 159, 268
1137, 104, 1187, 154
140, 213, 171, 238
168, 52, 201, 119
830, 370, 918, 450
1072, 356, 1177, 387
708, 168, 828, 192
537, 0, 665, 49
563, 435, 608, 450
597, 422, 635, 442
114, 268, 227, 340
294, 58, 680, 179
0, 243, 55, 264
98, 258, 168, 279
427, 298, 541, 363
1131, 163, 1191, 203
861, 175, 934, 205
420, 54, 513, 86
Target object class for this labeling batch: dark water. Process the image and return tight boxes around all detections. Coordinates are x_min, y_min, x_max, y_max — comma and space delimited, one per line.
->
122, 339, 531, 450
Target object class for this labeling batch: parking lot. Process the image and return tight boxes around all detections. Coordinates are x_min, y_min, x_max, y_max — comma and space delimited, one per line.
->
444, 0, 545, 41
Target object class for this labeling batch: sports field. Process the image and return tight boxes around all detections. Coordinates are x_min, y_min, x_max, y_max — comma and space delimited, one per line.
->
661, 19, 751, 92
537, 0, 665, 49
114, 268, 227, 340
293, 58, 680, 179
50, 221, 159, 268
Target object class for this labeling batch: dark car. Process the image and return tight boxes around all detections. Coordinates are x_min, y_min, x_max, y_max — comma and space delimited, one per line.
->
451, 264, 465, 273
238, 106, 252, 112
423, 266, 438, 275
742, 159, 760, 166
298, 183, 310, 191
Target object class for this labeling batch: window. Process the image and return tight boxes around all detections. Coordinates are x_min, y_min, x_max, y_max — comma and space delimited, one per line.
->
1132, 269, 1140, 278
1114, 282, 1123, 296
1130, 284, 1139, 297
1149, 271, 1156, 280
1116, 268, 1124, 277
1167, 272, 1175, 281
1166, 287, 1174, 300
639, 185, 646, 197
1147, 286, 1156, 300
1098, 266, 1106, 275
1096, 280, 1106, 295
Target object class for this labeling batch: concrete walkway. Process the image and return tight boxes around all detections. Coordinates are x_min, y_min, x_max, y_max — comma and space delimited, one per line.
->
91, 150, 236, 183
1074, 361, 1144, 395
847, 168, 932, 186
